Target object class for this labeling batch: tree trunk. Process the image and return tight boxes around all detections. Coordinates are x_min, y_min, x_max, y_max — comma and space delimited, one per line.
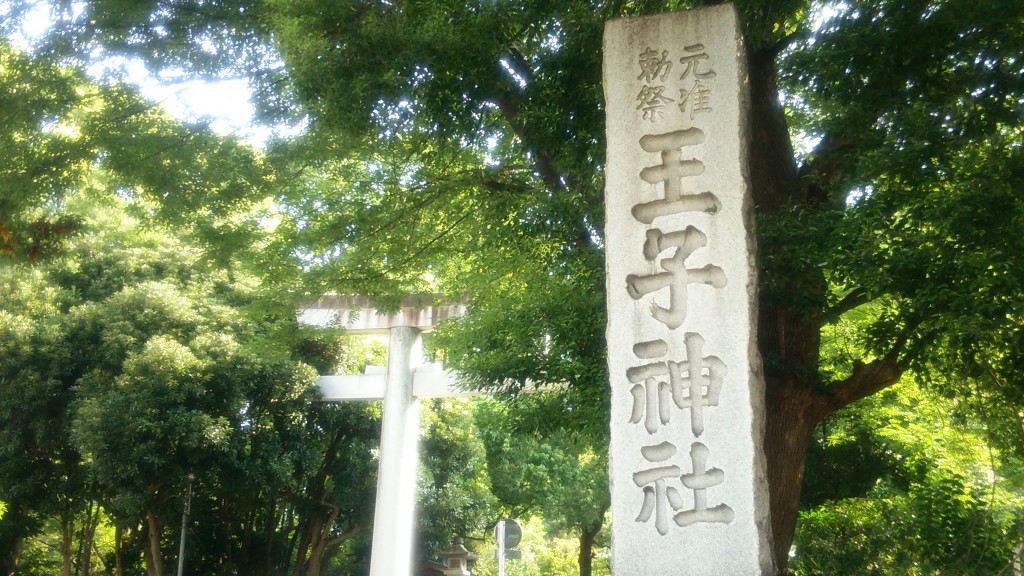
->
264, 497, 277, 576
219, 498, 235, 576
80, 511, 96, 576
578, 523, 600, 576
143, 510, 166, 576
0, 535, 21, 576
763, 380, 830, 571
61, 512, 74, 576
114, 525, 125, 576
747, 44, 826, 574
290, 514, 314, 576
79, 502, 99, 576
1013, 541, 1022, 576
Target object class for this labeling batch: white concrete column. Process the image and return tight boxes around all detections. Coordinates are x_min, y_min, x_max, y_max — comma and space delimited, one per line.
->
368, 326, 422, 576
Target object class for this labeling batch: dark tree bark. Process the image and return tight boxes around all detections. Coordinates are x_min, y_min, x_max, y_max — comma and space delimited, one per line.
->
746, 46, 905, 573
143, 509, 166, 576
578, 519, 603, 576
0, 504, 32, 576
60, 512, 73, 576
0, 537, 20, 576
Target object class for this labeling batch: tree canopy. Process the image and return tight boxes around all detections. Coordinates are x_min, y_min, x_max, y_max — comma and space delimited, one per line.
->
3, 0, 1024, 574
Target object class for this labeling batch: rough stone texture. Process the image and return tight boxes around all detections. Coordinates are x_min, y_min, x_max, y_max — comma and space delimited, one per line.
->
603, 5, 774, 574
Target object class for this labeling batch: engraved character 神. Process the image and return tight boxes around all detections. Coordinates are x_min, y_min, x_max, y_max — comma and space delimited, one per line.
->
626, 333, 726, 435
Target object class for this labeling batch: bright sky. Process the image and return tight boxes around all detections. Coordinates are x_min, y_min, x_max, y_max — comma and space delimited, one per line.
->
87, 55, 294, 147
8, 1, 301, 147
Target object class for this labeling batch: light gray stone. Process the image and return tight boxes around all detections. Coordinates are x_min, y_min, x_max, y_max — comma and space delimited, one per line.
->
603, 5, 774, 574
298, 295, 472, 576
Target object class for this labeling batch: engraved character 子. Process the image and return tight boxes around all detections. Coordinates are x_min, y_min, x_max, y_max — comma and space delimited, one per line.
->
632, 129, 721, 225
626, 333, 726, 436
626, 226, 726, 330
633, 441, 685, 536
675, 442, 734, 527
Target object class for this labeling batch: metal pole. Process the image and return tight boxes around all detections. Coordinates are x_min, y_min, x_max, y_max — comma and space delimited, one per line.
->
176, 473, 194, 576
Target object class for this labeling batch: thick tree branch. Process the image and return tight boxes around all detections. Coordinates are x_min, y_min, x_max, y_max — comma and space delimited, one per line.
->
824, 286, 871, 321
503, 45, 535, 86
492, 91, 567, 193
796, 0, 937, 206
316, 499, 361, 547
765, 28, 811, 60
798, 135, 859, 205
822, 337, 907, 414
325, 525, 361, 549
489, 64, 594, 250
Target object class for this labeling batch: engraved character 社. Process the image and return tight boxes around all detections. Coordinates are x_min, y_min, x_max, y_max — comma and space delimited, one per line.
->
675, 442, 734, 527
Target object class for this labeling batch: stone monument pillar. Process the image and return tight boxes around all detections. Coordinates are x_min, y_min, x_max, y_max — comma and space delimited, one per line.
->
603, 5, 774, 574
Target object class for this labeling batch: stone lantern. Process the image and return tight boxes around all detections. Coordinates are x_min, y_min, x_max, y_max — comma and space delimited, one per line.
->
437, 537, 477, 576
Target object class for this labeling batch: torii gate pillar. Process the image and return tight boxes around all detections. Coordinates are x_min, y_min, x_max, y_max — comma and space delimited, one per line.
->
299, 295, 468, 576
371, 325, 421, 576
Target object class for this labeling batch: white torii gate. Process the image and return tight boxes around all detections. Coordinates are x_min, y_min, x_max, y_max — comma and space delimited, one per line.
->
299, 295, 476, 576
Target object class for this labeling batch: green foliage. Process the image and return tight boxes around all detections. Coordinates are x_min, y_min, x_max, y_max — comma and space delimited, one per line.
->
418, 399, 498, 559
0, 191, 378, 574
795, 378, 1024, 575
470, 516, 611, 576
4, 0, 1024, 573
793, 474, 1023, 576
0, 41, 92, 260
471, 397, 609, 576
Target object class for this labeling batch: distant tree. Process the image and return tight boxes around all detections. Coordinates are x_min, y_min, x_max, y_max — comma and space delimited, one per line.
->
0, 40, 91, 260
0, 192, 366, 576
417, 400, 498, 561
473, 398, 609, 576
0, 261, 78, 575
